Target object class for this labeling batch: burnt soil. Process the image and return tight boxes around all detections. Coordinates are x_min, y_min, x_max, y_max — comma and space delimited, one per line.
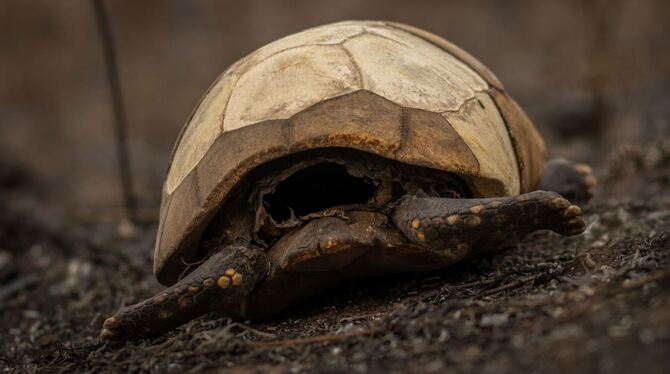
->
1, 142, 670, 374
2, 1, 670, 372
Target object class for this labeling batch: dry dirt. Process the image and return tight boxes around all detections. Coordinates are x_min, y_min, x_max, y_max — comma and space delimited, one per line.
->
1, 141, 669, 373
1, 2, 669, 373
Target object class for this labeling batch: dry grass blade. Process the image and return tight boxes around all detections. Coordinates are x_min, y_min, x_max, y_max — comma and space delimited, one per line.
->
252, 329, 374, 349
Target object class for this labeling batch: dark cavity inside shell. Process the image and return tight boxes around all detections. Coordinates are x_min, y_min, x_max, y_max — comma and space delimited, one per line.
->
262, 162, 377, 222
199, 148, 472, 256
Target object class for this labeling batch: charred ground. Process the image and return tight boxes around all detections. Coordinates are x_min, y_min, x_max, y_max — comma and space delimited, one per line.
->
1, 140, 669, 373
1, 1, 670, 372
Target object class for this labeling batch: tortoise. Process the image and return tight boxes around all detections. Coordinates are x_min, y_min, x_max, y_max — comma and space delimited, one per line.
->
100, 20, 596, 342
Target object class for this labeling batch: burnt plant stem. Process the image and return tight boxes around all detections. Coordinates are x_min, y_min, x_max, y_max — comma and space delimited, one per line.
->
91, 0, 137, 223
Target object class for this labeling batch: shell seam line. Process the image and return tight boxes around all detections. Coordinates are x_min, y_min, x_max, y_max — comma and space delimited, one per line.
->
352, 25, 488, 104
192, 167, 203, 204
283, 117, 292, 151
227, 27, 399, 111
441, 115, 481, 177
487, 88, 525, 192
394, 108, 410, 160
231, 37, 366, 96
222, 25, 481, 132
362, 28, 411, 48
168, 70, 228, 176
440, 88, 491, 115
383, 22, 501, 91
336, 31, 368, 46
223, 40, 368, 132
220, 73, 242, 133
339, 45, 364, 88
181, 23, 489, 177
220, 44, 335, 133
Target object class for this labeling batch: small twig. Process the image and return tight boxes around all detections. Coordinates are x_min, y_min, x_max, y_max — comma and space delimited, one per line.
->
225, 322, 277, 339
253, 329, 374, 349
420, 279, 489, 302
338, 313, 384, 324
446, 279, 490, 290
478, 275, 536, 297
91, 0, 138, 224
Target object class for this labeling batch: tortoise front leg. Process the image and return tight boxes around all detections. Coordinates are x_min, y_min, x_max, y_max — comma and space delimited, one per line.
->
99, 243, 268, 342
392, 190, 585, 252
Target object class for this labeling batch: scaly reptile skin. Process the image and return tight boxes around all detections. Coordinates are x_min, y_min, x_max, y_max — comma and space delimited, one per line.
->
100, 187, 589, 342
100, 243, 268, 342
392, 190, 585, 252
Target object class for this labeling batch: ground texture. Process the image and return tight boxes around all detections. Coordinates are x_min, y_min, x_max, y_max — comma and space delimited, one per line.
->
1, 140, 669, 373
1, 2, 669, 371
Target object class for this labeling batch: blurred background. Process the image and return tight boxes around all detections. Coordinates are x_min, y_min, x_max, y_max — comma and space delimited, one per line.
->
2, 2, 670, 371
1, 0, 669, 222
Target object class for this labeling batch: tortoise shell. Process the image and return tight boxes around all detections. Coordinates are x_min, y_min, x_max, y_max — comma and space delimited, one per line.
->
155, 20, 546, 285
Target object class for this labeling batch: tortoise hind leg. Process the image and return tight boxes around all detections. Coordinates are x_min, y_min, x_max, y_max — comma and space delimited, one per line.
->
392, 190, 585, 252
99, 243, 267, 342
538, 158, 597, 205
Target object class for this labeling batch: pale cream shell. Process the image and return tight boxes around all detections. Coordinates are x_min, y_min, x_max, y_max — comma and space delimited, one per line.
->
155, 20, 546, 285
166, 20, 516, 196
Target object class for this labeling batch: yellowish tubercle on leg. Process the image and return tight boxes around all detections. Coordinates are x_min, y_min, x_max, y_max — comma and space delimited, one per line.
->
466, 215, 481, 227
217, 268, 244, 289
470, 204, 485, 214
217, 276, 231, 289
